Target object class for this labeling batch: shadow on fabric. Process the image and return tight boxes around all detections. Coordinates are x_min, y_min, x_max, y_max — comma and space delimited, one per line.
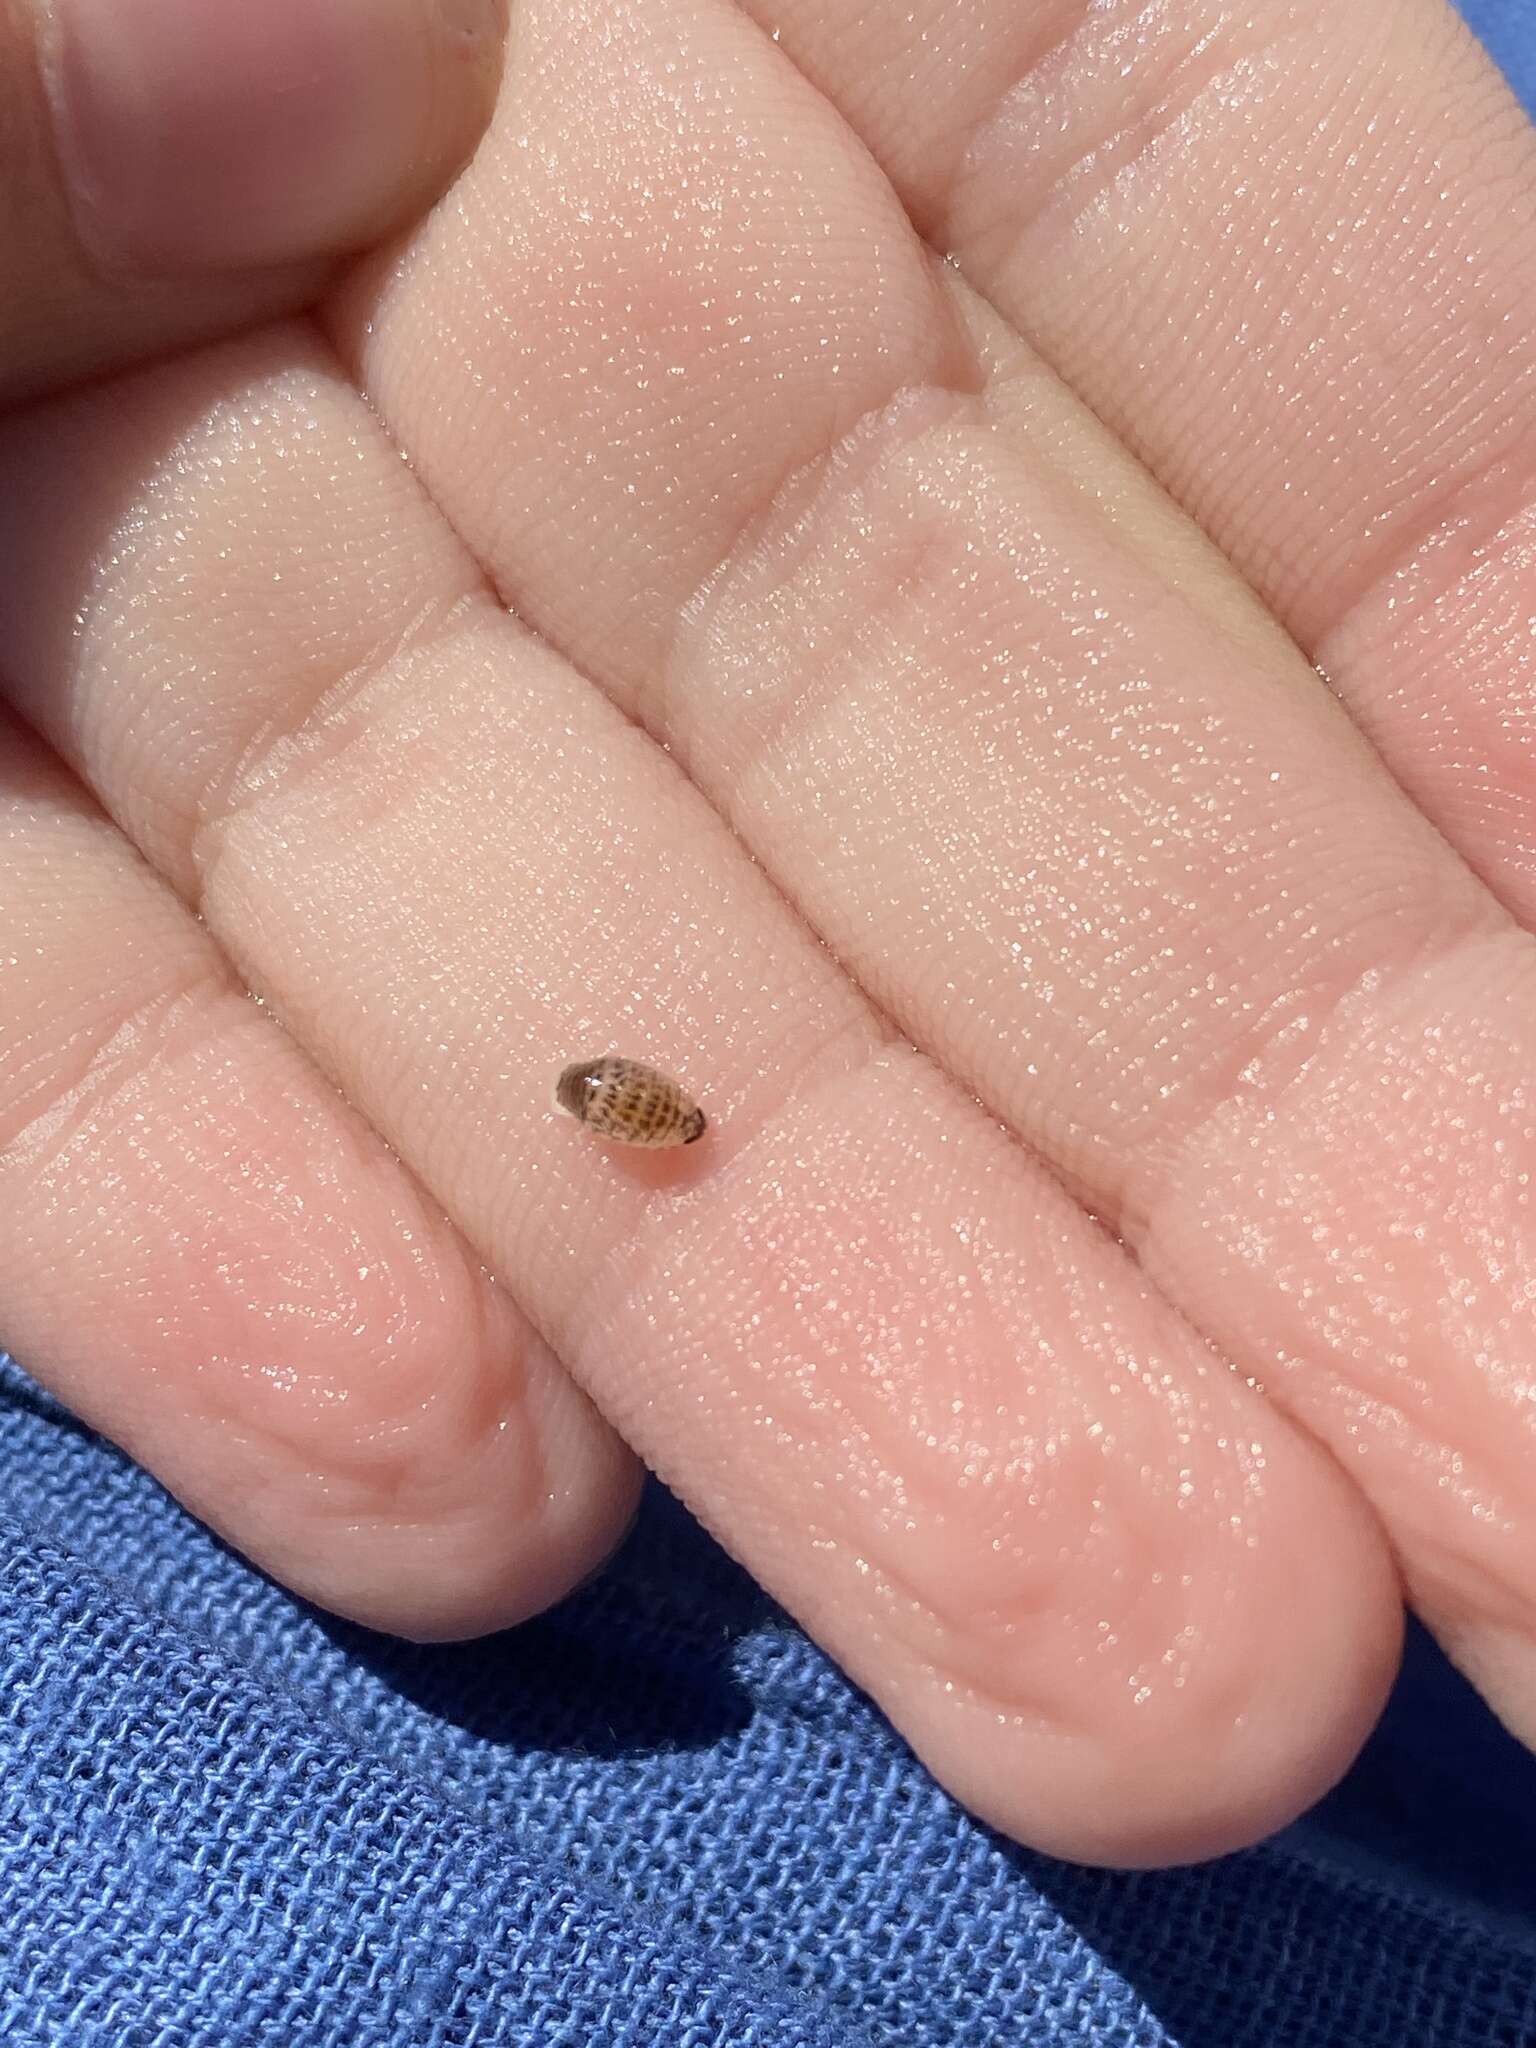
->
312, 1481, 764, 1760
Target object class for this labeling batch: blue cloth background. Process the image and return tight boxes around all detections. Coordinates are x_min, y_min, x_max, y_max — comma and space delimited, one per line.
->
6, 8, 1536, 2044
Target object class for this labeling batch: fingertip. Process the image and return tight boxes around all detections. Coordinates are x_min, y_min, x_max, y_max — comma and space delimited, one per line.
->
1039, 1593, 1402, 1873
314, 1435, 646, 1646
876, 1409, 1409, 1875
902, 1439, 1404, 1869
225, 1316, 646, 1645
47, 0, 506, 274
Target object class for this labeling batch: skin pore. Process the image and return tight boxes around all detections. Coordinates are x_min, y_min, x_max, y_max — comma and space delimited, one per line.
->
2, 0, 1536, 1866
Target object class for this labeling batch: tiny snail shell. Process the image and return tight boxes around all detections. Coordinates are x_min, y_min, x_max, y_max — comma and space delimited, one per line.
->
555, 1056, 707, 1148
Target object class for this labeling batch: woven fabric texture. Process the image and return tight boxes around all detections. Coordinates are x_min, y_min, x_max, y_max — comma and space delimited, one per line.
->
5, 8, 1536, 2043
7, 1337, 1536, 2048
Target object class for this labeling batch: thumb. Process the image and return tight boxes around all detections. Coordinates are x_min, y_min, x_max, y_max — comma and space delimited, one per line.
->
2, 0, 505, 404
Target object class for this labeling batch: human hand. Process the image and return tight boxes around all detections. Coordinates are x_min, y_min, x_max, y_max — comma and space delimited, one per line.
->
2, 0, 1532, 1870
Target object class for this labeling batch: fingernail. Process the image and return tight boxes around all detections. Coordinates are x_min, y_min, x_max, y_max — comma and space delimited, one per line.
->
49, 0, 504, 272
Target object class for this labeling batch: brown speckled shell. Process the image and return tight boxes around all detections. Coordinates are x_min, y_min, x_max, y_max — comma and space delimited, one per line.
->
556, 1056, 706, 1148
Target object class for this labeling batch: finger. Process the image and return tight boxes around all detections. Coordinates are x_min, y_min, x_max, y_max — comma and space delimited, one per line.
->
0, 716, 637, 1641
321, 0, 1536, 1750
726, 0, 1536, 926
0, 329, 1399, 1865
0, 0, 503, 404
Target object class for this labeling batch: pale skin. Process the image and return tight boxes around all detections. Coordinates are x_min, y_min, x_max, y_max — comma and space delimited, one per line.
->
2, 0, 1535, 1868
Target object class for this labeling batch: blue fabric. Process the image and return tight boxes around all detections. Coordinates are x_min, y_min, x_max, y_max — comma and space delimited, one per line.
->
7, 11, 1536, 2044
8, 1350, 1536, 2048
1460, 0, 1536, 106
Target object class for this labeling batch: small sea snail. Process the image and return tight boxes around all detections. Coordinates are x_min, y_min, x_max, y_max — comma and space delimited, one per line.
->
555, 1056, 707, 1148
